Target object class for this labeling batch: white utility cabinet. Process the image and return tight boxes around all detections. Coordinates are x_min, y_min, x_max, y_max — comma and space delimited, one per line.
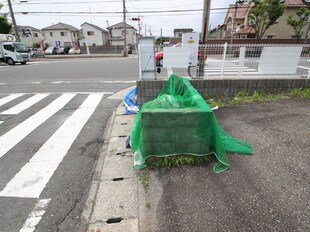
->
138, 37, 156, 80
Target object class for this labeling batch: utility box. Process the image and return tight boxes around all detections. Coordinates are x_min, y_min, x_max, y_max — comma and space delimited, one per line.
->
182, 33, 199, 66
138, 37, 156, 80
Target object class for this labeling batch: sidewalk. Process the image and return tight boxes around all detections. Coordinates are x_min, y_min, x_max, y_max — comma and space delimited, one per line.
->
80, 87, 310, 232
81, 87, 144, 232
31, 54, 138, 61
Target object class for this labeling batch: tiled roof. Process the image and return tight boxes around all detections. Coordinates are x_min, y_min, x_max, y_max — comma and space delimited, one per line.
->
235, 26, 256, 35
285, 0, 308, 6
17, 25, 40, 31
107, 22, 136, 30
228, 0, 309, 19
42, 22, 79, 31
81, 22, 108, 32
228, 3, 250, 19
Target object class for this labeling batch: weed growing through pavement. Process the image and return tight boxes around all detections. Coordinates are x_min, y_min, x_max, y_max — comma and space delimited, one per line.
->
148, 155, 212, 169
205, 88, 310, 108
140, 174, 150, 192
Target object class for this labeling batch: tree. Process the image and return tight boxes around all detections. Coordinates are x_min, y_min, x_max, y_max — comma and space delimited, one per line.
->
155, 37, 169, 45
287, 7, 310, 43
248, 0, 285, 41
0, 4, 12, 34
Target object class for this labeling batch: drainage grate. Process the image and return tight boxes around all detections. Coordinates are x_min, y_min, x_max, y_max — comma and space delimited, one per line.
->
121, 123, 128, 125
118, 135, 127, 138
106, 217, 123, 224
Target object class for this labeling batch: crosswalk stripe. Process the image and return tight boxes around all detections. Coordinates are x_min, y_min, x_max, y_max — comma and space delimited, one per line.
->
0, 94, 76, 159
0, 93, 103, 198
0, 94, 23, 107
1, 94, 49, 115
19, 199, 51, 232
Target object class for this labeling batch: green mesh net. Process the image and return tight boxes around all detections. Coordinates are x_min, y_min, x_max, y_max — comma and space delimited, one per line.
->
131, 75, 253, 173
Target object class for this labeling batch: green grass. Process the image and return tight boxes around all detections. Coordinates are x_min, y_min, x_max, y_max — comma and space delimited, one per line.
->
140, 174, 150, 192
205, 88, 310, 108
148, 155, 212, 169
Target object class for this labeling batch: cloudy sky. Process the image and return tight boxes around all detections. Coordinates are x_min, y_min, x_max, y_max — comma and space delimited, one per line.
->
1, 0, 235, 36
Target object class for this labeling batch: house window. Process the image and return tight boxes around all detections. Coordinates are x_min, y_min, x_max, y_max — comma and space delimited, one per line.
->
33, 32, 38, 37
266, 35, 275, 39
61, 32, 68, 36
87, 31, 95, 36
73, 33, 76, 37
241, 36, 247, 39
92, 43, 96, 46
50, 32, 53, 37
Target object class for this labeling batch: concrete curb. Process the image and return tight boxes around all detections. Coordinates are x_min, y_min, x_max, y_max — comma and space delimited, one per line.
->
81, 86, 143, 232
31, 54, 138, 61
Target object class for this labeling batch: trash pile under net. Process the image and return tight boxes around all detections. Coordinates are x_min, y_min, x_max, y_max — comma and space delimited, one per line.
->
131, 75, 253, 173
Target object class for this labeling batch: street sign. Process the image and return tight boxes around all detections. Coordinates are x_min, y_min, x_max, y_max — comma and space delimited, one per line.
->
55, 41, 61, 48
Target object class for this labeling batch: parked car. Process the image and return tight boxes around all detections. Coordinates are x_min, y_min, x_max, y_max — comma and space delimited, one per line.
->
68, 47, 81, 55
45, 47, 57, 55
64, 47, 71, 54
155, 43, 206, 66
57, 47, 65, 54
30, 48, 43, 57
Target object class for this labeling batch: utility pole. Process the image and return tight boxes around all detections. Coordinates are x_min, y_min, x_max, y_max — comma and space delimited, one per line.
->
160, 28, 163, 47
198, 0, 211, 78
123, 0, 127, 57
7, 0, 20, 41
106, 20, 109, 28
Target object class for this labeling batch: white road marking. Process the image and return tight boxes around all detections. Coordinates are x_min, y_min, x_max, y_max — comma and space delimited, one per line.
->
98, 80, 136, 83
28, 82, 41, 84
50, 80, 136, 84
0, 121, 3, 124
0, 94, 23, 107
20, 199, 51, 232
0, 83, 6, 85
51, 81, 73, 84
0, 93, 103, 198
0, 92, 114, 95
0, 94, 76, 159
1, 94, 49, 115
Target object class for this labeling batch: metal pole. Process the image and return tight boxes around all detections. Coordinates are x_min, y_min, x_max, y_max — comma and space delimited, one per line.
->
7, 0, 20, 42
304, 17, 310, 44
123, 0, 127, 57
221, 43, 228, 79
198, 0, 211, 78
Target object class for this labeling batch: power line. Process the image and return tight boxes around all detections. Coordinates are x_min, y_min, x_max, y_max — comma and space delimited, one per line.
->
12, 0, 171, 5
16, 9, 204, 15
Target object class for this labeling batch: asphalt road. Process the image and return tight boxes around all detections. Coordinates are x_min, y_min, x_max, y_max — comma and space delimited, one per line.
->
0, 57, 138, 93
144, 98, 310, 232
0, 57, 138, 232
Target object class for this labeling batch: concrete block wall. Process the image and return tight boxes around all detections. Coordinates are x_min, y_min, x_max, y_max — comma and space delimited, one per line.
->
137, 78, 310, 106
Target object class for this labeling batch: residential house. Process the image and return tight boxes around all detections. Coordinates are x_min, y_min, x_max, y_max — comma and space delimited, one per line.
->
169, 28, 195, 45
42, 22, 80, 47
16, 26, 44, 47
173, 28, 194, 37
107, 22, 137, 46
208, 24, 226, 39
79, 22, 109, 46
223, 0, 310, 40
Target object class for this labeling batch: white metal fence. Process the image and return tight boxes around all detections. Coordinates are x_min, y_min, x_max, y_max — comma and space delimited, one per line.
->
155, 43, 310, 80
